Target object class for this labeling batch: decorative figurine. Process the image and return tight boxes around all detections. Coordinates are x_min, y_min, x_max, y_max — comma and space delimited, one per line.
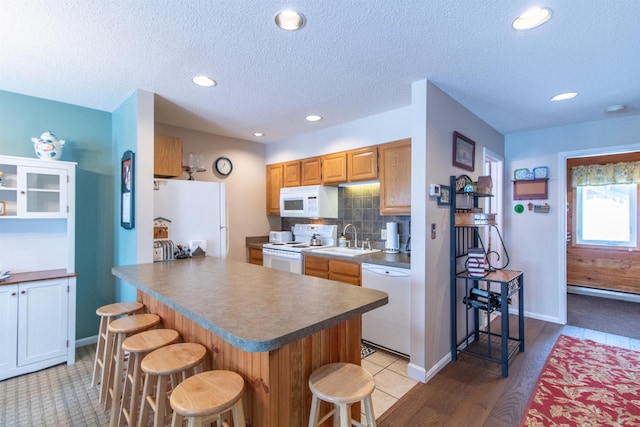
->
32, 131, 65, 160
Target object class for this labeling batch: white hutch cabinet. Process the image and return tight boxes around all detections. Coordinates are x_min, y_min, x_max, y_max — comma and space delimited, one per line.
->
0, 155, 76, 381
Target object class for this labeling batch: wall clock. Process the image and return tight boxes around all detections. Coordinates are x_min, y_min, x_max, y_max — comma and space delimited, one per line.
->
214, 156, 233, 176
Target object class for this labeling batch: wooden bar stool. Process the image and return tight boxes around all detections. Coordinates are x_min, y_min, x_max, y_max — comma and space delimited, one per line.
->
138, 342, 207, 427
104, 313, 161, 415
115, 328, 180, 427
169, 370, 246, 427
93, 302, 144, 391
308, 363, 376, 427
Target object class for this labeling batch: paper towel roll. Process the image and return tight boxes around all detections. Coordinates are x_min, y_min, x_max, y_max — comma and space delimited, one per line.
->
385, 222, 399, 253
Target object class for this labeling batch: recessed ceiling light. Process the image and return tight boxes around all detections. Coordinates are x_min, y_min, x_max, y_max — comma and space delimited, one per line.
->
192, 75, 216, 87
605, 104, 627, 113
305, 115, 322, 122
275, 9, 305, 31
551, 92, 577, 102
513, 7, 552, 30
253, 132, 265, 137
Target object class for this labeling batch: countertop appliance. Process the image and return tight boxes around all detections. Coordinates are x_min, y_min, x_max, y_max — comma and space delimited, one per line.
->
263, 224, 337, 273
279, 185, 339, 218
269, 230, 293, 243
361, 263, 411, 356
154, 179, 228, 259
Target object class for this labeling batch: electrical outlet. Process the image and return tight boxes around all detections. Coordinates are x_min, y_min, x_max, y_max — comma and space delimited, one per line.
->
381, 229, 387, 240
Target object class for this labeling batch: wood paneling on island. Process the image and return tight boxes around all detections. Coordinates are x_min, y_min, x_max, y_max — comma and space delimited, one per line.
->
138, 292, 361, 425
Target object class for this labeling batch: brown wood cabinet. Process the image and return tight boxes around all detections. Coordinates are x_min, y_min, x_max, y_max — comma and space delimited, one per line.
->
248, 247, 263, 266
301, 156, 322, 185
379, 138, 411, 215
304, 255, 361, 286
348, 146, 378, 182
266, 163, 283, 215
283, 161, 301, 187
321, 152, 348, 184
154, 135, 183, 178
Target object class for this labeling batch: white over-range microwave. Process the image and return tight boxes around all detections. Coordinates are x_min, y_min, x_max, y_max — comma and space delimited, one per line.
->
279, 185, 339, 218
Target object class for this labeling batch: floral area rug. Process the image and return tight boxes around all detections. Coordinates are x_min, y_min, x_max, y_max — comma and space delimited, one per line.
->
521, 335, 640, 426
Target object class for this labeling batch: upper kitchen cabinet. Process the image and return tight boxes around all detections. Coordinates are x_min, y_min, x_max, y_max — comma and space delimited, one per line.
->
0, 156, 73, 219
379, 138, 411, 215
321, 152, 348, 185
266, 163, 283, 215
301, 156, 322, 186
283, 160, 301, 187
154, 135, 183, 178
348, 146, 378, 182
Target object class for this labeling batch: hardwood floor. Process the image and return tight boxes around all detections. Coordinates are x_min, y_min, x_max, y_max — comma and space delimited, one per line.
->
377, 317, 565, 426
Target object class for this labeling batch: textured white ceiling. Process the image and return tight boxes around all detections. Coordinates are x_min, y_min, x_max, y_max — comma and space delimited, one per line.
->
1, 1, 639, 143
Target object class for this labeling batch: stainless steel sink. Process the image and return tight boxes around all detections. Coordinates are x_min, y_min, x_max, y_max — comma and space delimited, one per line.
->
311, 247, 381, 257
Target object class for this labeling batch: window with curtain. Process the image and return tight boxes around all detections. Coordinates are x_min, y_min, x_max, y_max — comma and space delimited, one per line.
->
572, 161, 639, 248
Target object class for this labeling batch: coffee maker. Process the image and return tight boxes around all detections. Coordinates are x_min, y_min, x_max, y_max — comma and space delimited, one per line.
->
385, 222, 400, 253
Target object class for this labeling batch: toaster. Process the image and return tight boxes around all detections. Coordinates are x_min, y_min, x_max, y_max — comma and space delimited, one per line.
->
269, 231, 293, 243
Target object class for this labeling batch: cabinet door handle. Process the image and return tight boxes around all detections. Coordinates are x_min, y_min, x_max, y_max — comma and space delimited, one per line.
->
20, 191, 26, 195
11, 292, 17, 296
20, 290, 26, 294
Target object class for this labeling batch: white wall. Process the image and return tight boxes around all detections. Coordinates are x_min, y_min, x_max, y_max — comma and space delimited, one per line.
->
421, 82, 504, 379
505, 115, 640, 323
265, 106, 411, 163
155, 123, 270, 262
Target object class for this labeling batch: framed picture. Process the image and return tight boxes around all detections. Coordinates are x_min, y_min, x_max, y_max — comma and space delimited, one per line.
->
0, 201, 5, 216
438, 185, 451, 206
453, 131, 475, 172
121, 150, 135, 229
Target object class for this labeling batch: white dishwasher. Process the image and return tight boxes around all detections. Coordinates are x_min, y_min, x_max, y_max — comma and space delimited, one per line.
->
361, 263, 411, 356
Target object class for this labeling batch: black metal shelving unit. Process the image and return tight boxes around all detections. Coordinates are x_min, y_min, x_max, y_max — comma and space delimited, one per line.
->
449, 175, 524, 377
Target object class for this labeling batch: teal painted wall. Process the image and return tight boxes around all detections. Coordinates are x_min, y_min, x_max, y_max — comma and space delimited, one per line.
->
0, 90, 114, 340
112, 92, 140, 302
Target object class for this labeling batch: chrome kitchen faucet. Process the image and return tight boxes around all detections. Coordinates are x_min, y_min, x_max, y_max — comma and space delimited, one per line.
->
343, 223, 358, 248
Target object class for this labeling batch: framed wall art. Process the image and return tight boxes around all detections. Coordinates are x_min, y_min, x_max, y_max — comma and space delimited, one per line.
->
452, 131, 475, 172
438, 185, 451, 206
121, 150, 135, 229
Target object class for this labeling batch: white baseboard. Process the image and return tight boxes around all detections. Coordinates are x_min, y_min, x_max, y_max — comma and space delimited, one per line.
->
76, 335, 98, 348
407, 352, 451, 384
407, 362, 427, 383
568, 285, 640, 303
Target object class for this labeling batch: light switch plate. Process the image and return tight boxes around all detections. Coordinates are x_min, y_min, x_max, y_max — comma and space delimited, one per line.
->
381, 229, 387, 240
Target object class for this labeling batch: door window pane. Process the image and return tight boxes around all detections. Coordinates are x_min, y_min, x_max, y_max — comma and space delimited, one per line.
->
576, 184, 637, 247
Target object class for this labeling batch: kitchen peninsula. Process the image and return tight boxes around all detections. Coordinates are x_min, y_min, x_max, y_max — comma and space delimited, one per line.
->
112, 256, 387, 426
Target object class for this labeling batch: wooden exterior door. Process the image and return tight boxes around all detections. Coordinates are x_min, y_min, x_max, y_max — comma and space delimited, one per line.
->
566, 152, 640, 294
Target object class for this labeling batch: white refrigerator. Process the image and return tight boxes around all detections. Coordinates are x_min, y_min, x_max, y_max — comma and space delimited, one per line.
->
154, 180, 228, 258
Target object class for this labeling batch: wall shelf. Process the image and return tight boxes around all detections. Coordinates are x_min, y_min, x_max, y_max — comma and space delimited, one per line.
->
512, 178, 548, 200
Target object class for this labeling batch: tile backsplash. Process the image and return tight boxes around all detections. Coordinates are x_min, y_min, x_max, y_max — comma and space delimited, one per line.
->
281, 183, 410, 251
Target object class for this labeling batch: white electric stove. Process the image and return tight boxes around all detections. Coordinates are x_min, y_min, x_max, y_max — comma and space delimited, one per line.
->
263, 224, 337, 273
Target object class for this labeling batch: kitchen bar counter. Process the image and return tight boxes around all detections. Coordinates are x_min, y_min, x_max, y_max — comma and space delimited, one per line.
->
112, 257, 387, 352
111, 256, 387, 425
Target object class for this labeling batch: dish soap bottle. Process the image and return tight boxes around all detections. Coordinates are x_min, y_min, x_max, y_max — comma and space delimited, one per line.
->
338, 233, 348, 247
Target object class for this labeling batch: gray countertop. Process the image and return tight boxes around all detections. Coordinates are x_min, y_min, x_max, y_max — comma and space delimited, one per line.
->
247, 237, 411, 269
112, 257, 388, 352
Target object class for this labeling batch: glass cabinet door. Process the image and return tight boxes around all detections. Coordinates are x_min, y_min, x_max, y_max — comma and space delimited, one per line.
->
17, 166, 68, 218
0, 163, 18, 217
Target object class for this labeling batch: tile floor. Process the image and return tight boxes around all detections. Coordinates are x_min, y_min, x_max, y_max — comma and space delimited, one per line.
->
360, 348, 417, 421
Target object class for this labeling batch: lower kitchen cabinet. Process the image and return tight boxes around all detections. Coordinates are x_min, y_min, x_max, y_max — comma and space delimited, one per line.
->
304, 255, 361, 286
0, 274, 75, 381
249, 247, 263, 266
